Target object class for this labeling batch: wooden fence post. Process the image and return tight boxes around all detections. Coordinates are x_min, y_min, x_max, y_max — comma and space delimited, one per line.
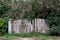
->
8, 18, 13, 34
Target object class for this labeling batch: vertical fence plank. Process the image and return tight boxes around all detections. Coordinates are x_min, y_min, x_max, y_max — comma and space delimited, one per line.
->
12, 19, 48, 33
8, 19, 13, 34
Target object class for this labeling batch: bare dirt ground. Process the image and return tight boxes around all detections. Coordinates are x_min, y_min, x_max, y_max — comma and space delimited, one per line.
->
11, 37, 38, 40
0, 37, 38, 40
0, 37, 60, 40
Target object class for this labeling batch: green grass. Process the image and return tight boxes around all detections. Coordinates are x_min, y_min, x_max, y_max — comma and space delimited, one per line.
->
0, 32, 60, 40
1, 32, 49, 37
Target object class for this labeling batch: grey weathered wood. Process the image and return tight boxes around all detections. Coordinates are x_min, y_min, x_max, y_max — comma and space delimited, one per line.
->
9, 19, 49, 34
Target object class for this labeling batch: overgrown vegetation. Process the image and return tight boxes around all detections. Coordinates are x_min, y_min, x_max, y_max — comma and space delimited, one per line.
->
0, 18, 8, 35
1, 32, 49, 38
0, 0, 9, 35
46, 0, 60, 35
0, 0, 60, 36
0, 0, 10, 17
0, 32, 60, 40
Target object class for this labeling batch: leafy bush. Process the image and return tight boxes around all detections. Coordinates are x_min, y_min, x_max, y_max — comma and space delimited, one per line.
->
46, 9, 60, 35
44, 0, 60, 35
0, 18, 8, 34
46, 10, 60, 35
0, 0, 10, 17
49, 27, 60, 35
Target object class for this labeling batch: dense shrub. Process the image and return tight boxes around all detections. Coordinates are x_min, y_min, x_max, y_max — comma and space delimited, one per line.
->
46, 8, 60, 35
0, 18, 8, 34
43, 0, 60, 35
46, 9, 60, 35
49, 27, 60, 35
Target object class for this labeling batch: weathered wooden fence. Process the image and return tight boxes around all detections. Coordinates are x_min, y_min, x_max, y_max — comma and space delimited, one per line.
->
8, 19, 49, 34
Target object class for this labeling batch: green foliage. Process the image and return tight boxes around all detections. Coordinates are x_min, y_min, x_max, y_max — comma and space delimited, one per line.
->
0, 0, 10, 17
47, 13, 60, 35
0, 0, 60, 36
49, 27, 60, 35
46, 0, 60, 35
4, 32, 48, 37
0, 18, 8, 34
0, 33, 59, 40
